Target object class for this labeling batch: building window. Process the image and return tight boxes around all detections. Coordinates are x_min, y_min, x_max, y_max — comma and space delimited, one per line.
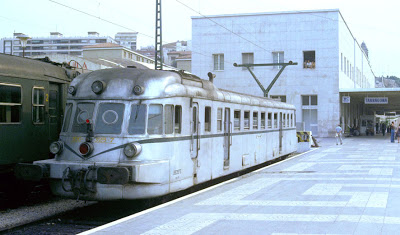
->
302, 95, 317, 105
303, 51, 315, 69
0, 83, 22, 123
234, 110, 240, 130
205, 106, 211, 132
217, 108, 223, 132
32, 87, 45, 124
341, 53, 343, 71
213, 54, 224, 71
302, 95, 318, 135
270, 95, 286, 103
253, 112, 258, 129
242, 53, 254, 70
272, 52, 284, 69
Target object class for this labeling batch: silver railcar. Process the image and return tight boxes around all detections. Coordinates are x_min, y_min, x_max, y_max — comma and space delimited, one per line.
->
17, 68, 296, 200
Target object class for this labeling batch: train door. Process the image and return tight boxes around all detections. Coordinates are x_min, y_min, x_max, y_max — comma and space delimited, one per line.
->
48, 83, 61, 142
224, 108, 231, 167
190, 102, 199, 159
279, 112, 283, 152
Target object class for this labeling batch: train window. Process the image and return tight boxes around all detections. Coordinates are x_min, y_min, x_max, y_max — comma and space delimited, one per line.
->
205, 106, 211, 132
217, 108, 223, 131
175, 105, 182, 134
0, 83, 21, 123
261, 112, 265, 129
283, 114, 286, 127
128, 104, 147, 135
32, 87, 45, 124
268, 113, 272, 128
148, 104, 163, 134
244, 111, 250, 130
95, 103, 125, 134
62, 103, 73, 132
253, 112, 258, 129
291, 113, 294, 127
234, 110, 241, 130
165, 105, 174, 134
287, 113, 290, 127
72, 103, 95, 133
274, 113, 278, 128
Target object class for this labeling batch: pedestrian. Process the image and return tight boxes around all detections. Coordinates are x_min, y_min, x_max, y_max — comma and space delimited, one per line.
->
382, 122, 386, 136
397, 125, 400, 143
390, 121, 395, 143
376, 123, 379, 134
335, 124, 343, 145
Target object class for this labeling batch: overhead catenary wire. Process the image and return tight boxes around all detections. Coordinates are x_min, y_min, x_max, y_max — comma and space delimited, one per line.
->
47, 0, 239, 68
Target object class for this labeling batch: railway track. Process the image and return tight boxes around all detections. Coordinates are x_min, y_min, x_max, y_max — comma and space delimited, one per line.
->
1, 154, 295, 234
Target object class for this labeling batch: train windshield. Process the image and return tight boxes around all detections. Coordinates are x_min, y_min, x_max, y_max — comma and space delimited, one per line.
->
72, 103, 95, 133
95, 103, 125, 134
62, 103, 73, 132
128, 104, 146, 134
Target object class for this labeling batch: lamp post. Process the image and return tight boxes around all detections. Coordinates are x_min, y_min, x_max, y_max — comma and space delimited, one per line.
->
16, 34, 31, 57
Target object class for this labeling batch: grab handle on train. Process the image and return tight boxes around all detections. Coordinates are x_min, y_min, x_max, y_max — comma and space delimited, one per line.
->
197, 122, 201, 150
230, 122, 233, 146
190, 121, 193, 151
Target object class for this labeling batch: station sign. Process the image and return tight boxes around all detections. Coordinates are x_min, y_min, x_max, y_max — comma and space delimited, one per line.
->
364, 97, 388, 104
342, 96, 350, 103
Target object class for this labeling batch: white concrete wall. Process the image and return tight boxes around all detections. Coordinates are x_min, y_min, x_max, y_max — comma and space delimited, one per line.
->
192, 10, 352, 137
338, 13, 375, 89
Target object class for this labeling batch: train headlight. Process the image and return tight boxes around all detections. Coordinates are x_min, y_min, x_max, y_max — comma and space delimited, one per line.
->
91, 80, 106, 94
68, 86, 77, 95
133, 85, 144, 95
79, 142, 94, 156
124, 142, 142, 158
49, 141, 63, 154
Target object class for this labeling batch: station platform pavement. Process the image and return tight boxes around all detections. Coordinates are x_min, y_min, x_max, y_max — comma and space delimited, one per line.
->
81, 135, 400, 235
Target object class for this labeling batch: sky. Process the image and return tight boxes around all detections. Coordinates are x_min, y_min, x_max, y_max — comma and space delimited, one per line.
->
0, 0, 399, 77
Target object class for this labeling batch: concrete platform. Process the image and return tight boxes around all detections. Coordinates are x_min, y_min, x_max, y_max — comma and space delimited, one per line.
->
81, 135, 400, 235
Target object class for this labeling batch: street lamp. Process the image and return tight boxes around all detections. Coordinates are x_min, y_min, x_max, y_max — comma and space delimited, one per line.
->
16, 34, 31, 57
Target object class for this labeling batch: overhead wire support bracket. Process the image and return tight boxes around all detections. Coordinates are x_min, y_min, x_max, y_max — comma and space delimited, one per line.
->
233, 61, 298, 97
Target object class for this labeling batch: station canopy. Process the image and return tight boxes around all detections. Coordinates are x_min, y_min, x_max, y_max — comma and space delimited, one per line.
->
340, 88, 400, 115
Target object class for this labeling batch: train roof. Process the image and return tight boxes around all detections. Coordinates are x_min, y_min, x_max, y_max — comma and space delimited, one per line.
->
69, 68, 295, 110
0, 53, 72, 83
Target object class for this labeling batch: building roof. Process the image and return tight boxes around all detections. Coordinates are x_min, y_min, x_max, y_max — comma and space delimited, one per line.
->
191, 9, 339, 19
83, 43, 122, 49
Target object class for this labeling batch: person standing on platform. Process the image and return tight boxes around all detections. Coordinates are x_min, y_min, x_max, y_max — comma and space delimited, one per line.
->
382, 122, 386, 136
390, 122, 395, 143
335, 124, 343, 145
397, 125, 400, 143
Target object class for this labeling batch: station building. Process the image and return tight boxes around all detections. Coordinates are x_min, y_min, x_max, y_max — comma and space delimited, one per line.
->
191, 9, 375, 137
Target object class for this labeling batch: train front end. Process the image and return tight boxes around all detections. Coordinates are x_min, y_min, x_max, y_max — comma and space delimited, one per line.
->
16, 68, 181, 200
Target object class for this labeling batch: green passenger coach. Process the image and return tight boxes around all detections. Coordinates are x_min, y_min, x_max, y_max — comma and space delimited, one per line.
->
0, 54, 75, 175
